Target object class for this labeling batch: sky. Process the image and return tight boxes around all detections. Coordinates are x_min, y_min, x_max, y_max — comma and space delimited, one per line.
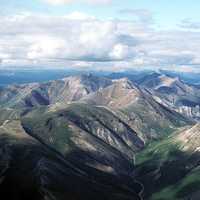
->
1, 0, 200, 72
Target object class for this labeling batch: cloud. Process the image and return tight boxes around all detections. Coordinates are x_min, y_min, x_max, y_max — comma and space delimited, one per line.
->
179, 18, 200, 30
43, 0, 112, 5
0, 12, 138, 66
0, 11, 200, 71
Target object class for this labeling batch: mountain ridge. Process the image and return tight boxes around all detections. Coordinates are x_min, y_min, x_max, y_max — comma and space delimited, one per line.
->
0, 71, 199, 200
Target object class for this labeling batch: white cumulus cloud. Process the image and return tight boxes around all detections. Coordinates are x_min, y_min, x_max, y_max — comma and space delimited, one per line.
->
0, 11, 200, 71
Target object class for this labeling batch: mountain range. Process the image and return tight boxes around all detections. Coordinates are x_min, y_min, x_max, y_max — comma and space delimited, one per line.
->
137, 72, 200, 120
0, 71, 200, 199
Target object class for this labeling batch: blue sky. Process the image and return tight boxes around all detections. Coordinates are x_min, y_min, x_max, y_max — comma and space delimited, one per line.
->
1, 0, 200, 72
3, 0, 200, 29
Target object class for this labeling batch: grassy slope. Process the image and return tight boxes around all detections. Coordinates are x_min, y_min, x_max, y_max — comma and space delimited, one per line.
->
21, 103, 144, 177
0, 120, 142, 200
135, 130, 200, 200
21, 106, 74, 154
151, 169, 200, 200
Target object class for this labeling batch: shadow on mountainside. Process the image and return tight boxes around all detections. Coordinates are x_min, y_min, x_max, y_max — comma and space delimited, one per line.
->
0, 134, 142, 200
134, 146, 200, 199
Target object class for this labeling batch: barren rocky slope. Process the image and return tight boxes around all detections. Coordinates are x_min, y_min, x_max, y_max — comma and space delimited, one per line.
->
0, 74, 112, 109
137, 72, 200, 120
82, 78, 192, 141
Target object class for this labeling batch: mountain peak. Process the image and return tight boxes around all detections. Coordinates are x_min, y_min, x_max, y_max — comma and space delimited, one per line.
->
156, 74, 179, 88
112, 78, 135, 89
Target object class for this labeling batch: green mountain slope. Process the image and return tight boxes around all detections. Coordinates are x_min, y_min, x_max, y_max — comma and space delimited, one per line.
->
135, 125, 200, 200
0, 120, 142, 200
21, 103, 145, 176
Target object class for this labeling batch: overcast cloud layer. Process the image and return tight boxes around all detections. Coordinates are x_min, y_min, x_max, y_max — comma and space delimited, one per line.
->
0, 11, 200, 71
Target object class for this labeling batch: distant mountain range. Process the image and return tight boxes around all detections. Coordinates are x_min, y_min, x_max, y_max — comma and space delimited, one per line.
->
1, 69, 200, 87
138, 72, 200, 120
0, 71, 200, 199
